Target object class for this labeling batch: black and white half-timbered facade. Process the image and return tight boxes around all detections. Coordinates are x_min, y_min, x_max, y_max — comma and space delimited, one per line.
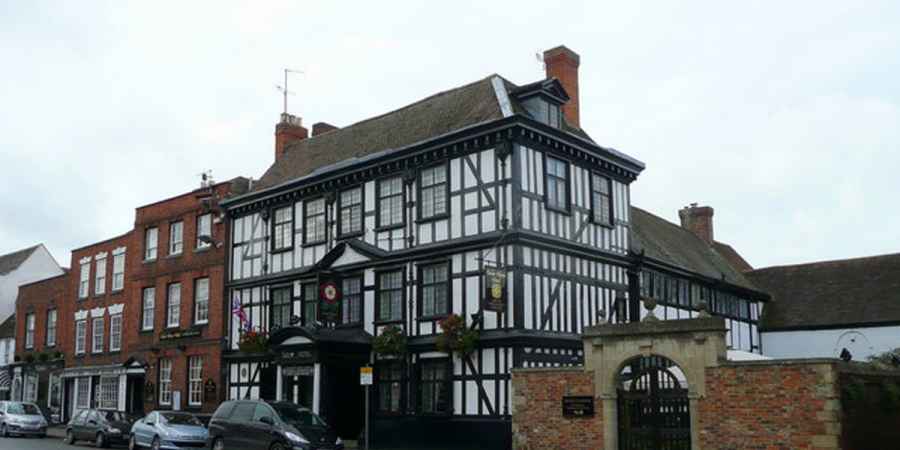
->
220, 46, 770, 449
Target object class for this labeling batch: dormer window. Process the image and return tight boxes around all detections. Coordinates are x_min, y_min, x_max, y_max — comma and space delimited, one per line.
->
523, 97, 562, 128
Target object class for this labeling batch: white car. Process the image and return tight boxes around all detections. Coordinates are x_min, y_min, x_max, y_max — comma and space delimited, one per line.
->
0, 401, 48, 438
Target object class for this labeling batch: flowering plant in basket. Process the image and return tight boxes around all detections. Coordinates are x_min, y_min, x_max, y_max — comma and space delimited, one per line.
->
435, 314, 479, 356
239, 328, 269, 353
373, 325, 407, 356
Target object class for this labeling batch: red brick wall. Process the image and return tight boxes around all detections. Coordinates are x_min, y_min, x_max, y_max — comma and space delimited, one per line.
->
699, 362, 841, 450
15, 272, 70, 357
511, 368, 602, 450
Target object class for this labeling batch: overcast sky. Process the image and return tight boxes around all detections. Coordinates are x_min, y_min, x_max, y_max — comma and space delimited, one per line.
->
2, 1, 898, 270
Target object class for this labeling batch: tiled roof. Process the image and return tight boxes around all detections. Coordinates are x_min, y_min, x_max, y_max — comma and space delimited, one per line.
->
0, 245, 39, 276
747, 253, 900, 330
0, 314, 15, 339
630, 207, 757, 291
712, 241, 753, 272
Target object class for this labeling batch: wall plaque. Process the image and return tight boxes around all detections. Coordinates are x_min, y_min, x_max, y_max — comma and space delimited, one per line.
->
482, 265, 507, 313
562, 396, 594, 417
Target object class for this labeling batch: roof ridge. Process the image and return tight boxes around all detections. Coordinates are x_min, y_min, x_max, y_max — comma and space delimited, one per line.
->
750, 251, 900, 273
0, 244, 40, 259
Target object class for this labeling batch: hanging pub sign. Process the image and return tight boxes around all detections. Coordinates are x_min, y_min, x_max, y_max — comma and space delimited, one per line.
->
482, 265, 507, 313
318, 272, 342, 323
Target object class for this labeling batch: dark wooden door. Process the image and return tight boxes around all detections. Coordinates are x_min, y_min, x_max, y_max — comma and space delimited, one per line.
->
617, 359, 690, 450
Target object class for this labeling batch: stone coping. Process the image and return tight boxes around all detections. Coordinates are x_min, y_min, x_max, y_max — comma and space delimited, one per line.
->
512, 366, 589, 374
584, 317, 727, 338
719, 357, 840, 367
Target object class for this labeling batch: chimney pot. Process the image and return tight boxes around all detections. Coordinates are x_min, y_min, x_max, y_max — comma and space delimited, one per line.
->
679, 204, 715, 244
274, 113, 308, 161
543, 45, 581, 127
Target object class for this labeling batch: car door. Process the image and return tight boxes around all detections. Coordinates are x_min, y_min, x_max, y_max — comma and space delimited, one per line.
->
249, 404, 278, 450
83, 410, 101, 440
226, 402, 257, 450
0, 402, 7, 428
133, 412, 150, 446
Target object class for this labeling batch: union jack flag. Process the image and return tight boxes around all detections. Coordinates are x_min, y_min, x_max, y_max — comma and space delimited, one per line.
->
232, 295, 250, 332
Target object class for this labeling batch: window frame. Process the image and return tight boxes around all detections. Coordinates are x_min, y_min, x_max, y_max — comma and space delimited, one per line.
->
99, 376, 118, 410
417, 358, 451, 415
111, 251, 125, 292
543, 155, 571, 213
590, 172, 614, 227
141, 287, 155, 331
416, 162, 450, 221
144, 227, 159, 261
375, 175, 405, 230
75, 320, 87, 355
24, 313, 35, 349
193, 277, 210, 325
301, 281, 318, 326
94, 255, 107, 295
158, 358, 173, 406
269, 285, 293, 331
46, 309, 57, 347
78, 261, 90, 299
376, 360, 405, 415
270, 205, 294, 253
196, 213, 213, 250
166, 283, 181, 329
92, 316, 104, 354
302, 197, 327, 246
337, 185, 364, 238
109, 314, 122, 352
340, 274, 364, 326
188, 355, 203, 407
375, 268, 405, 324
169, 220, 184, 256
417, 260, 452, 320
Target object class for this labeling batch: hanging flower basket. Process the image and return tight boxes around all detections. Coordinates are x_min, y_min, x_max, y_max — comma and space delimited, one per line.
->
436, 314, 479, 357
373, 325, 407, 357
238, 329, 269, 353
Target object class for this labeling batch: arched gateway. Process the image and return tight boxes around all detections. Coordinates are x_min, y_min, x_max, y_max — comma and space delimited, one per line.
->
616, 355, 691, 449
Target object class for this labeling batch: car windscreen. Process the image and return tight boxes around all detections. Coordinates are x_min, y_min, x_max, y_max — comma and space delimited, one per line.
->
271, 405, 327, 428
104, 411, 130, 422
7, 403, 40, 415
161, 412, 202, 426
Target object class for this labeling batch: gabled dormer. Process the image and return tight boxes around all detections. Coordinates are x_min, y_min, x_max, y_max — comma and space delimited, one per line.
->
511, 78, 570, 129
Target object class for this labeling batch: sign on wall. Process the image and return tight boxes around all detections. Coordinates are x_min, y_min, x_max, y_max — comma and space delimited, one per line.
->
562, 396, 595, 417
318, 272, 342, 323
483, 265, 507, 313
360, 366, 373, 386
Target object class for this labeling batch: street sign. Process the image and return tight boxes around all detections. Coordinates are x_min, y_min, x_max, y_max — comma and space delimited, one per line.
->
360, 366, 373, 385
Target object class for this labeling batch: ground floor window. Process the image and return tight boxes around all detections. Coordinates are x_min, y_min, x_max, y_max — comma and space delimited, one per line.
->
159, 359, 172, 406
377, 361, 403, 413
418, 359, 450, 414
189, 356, 203, 406
49, 374, 62, 409
24, 374, 38, 402
100, 376, 118, 410
76, 377, 90, 409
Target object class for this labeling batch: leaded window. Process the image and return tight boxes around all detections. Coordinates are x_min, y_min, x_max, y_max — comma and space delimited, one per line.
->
378, 177, 404, 228
546, 157, 568, 210
142, 287, 155, 330
377, 270, 403, 322
304, 199, 326, 244
167, 283, 181, 328
377, 361, 403, 413
419, 165, 447, 219
270, 287, 292, 330
194, 278, 209, 324
92, 317, 104, 353
339, 187, 363, 236
341, 277, 362, 325
189, 356, 203, 406
159, 358, 172, 405
272, 206, 293, 251
420, 263, 449, 318
95, 255, 107, 295
302, 283, 317, 326
591, 173, 613, 225
109, 314, 122, 352
169, 221, 183, 255
419, 360, 449, 414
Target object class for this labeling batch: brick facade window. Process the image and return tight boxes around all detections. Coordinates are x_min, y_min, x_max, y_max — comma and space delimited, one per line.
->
194, 278, 209, 324
169, 221, 184, 255
99, 376, 118, 410
95, 254, 107, 295
196, 213, 212, 249
24, 313, 35, 349
75, 320, 86, 355
112, 249, 125, 291
109, 314, 122, 352
167, 283, 181, 328
159, 358, 172, 406
188, 356, 203, 406
46, 309, 57, 347
142, 287, 155, 330
145, 227, 158, 261
92, 317, 104, 353
79, 261, 90, 299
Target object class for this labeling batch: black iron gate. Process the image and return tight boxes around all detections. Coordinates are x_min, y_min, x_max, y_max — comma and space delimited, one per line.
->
617, 356, 691, 450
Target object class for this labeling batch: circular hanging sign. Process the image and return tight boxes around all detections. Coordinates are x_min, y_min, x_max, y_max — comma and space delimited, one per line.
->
321, 281, 340, 304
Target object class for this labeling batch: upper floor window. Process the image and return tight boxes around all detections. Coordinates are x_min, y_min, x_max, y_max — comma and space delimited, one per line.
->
109, 313, 122, 352
194, 278, 209, 325
95, 254, 107, 295
420, 263, 450, 318
272, 206, 293, 252
378, 177, 404, 228
78, 260, 90, 299
341, 276, 363, 325
591, 174, 613, 226
545, 156, 569, 211
339, 187, 363, 237
144, 227, 158, 260
46, 309, 57, 347
377, 270, 404, 323
75, 320, 86, 355
169, 221, 183, 255
523, 97, 562, 128
142, 287, 155, 331
196, 213, 212, 249
24, 313, 35, 349
167, 283, 181, 328
304, 199, 326, 244
111, 249, 125, 291
92, 317, 104, 353
419, 165, 448, 220
270, 287, 292, 331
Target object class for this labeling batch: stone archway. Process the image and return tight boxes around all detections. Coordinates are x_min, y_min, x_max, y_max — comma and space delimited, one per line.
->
616, 354, 691, 449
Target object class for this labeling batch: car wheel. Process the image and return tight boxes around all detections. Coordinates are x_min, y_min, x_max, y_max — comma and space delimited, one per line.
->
65, 429, 76, 445
151, 436, 161, 450
271, 443, 286, 450
1, 423, 7, 438
129, 434, 139, 450
212, 437, 225, 450
96, 432, 108, 448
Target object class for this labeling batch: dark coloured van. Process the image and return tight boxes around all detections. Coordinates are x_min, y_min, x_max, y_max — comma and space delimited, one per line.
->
207, 400, 343, 450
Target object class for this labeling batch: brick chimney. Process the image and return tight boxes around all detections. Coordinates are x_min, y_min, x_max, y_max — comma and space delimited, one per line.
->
679, 203, 715, 244
543, 45, 581, 127
312, 122, 339, 137
274, 113, 308, 161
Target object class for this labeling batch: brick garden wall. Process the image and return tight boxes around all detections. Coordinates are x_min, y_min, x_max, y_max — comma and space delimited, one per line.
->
699, 360, 841, 450
511, 368, 602, 450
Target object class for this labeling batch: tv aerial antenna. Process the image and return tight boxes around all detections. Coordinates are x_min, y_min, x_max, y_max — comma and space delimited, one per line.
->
275, 68, 304, 114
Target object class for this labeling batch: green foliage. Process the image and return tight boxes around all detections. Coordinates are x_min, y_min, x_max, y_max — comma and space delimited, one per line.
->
373, 325, 407, 356
23, 353, 35, 363
435, 314, 479, 357
867, 348, 900, 371
881, 382, 900, 413
842, 377, 900, 413
238, 328, 269, 353
36, 352, 49, 362
53, 351, 63, 360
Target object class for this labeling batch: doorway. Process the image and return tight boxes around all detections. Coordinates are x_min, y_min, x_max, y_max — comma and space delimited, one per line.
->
616, 355, 690, 450
281, 365, 315, 408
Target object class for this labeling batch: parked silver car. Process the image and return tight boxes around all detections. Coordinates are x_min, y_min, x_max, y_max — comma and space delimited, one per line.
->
0, 401, 48, 438
129, 411, 208, 450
